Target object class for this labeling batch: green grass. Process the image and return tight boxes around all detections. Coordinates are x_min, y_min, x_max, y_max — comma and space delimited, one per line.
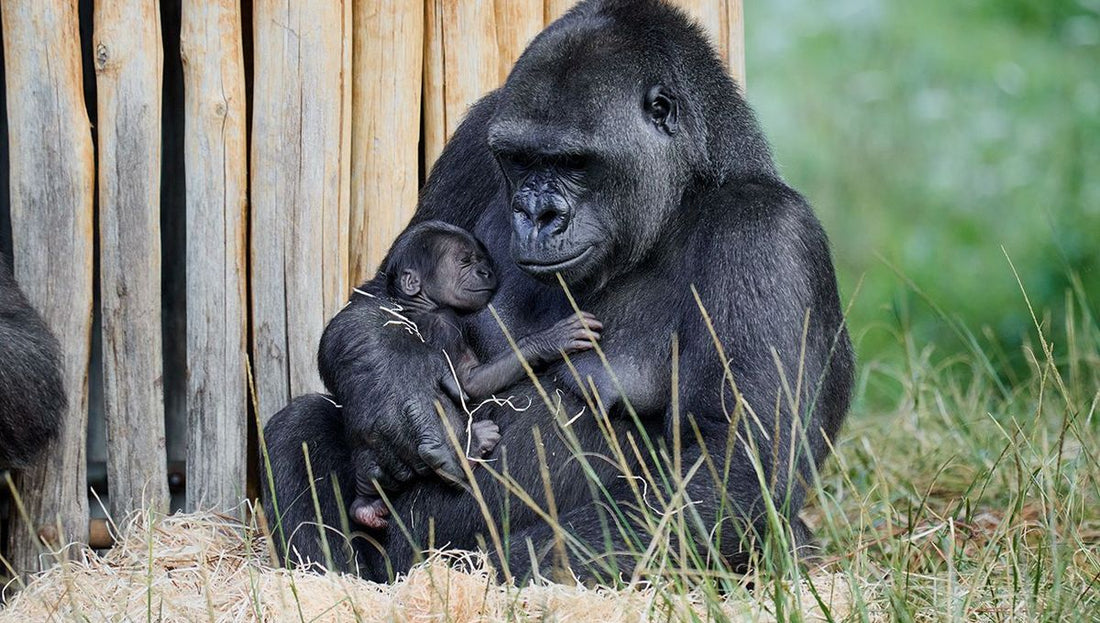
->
809, 289, 1100, 620
746, 0, 1100, 380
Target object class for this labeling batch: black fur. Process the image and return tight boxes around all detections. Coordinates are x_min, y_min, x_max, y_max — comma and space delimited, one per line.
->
262, 0, 853, 583
0, 253, 66, 470
339, 222, 500, 530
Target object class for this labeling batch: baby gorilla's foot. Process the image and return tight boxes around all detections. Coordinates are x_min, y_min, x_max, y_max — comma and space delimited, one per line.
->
350, 495, 389, 529
471, 420, 501, 457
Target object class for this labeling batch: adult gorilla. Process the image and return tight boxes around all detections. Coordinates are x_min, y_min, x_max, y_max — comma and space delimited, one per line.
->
263, 0, 853, 582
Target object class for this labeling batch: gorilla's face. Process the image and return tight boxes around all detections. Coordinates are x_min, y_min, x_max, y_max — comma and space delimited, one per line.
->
488, 33, 695, 290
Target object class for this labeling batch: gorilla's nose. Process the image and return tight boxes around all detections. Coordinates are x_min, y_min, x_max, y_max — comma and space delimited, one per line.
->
514, 194, 571, 241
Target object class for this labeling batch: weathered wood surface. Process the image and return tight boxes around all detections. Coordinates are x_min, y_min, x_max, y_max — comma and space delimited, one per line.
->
336, 0, 353, 307
2, 0, 95, 573
422, 0, 446, 171
251, 0, 350, 424
349, 0, 423, 283
180, 0, 249, 511
422, 0, 500, 172
725, 0, 745, 88
93, 0, 170, 518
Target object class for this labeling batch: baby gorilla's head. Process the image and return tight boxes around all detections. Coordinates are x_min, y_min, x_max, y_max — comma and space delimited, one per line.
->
383, 220, 497, 313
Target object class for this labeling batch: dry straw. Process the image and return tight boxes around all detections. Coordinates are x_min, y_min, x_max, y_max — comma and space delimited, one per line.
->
0, 508, 867, 622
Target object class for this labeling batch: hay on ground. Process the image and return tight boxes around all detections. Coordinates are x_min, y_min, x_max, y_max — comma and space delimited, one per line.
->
0, 510, 870, 622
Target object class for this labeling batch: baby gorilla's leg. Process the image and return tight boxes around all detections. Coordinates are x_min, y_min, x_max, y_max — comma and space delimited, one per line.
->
471, 420, 500, 457
351, 452, 390, 529
350, 495, 389, 529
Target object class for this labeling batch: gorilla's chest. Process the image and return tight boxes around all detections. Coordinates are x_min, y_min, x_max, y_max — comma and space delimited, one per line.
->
553, 287, 677, 419
552, 343, 670, 419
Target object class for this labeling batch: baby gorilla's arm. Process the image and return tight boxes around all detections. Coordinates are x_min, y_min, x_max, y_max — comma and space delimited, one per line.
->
450, 311, 603, 399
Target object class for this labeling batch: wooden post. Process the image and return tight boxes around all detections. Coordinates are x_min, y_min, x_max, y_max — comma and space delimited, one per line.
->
251, 0, 350, 424
422, 0, 446, 171
495, 0, 543, 82
337, 0, 353, 302
422, 1, 500, 172
349, 1, 423, 283
726, 0, 745, 88
2, 0, 95, 573
93, 0, 170, 517
180, 0, 249, 511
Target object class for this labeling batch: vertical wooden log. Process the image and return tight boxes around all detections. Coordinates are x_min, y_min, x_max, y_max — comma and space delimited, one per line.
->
349, 1, 423, 283
2, 0, 94, 573
494, 0, 543, 82
180, 0, 249, 511
93, 0, 170, 518
335, 0, 352, 307
251, 0, 350, 424
726, 0, 745, 88
422, 1, 500, 172
422, 0, 446, 171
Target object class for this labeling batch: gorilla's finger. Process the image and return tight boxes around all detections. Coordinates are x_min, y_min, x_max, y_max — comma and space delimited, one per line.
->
578, 316, 603, 331
417, 436, 466, 485
372, 452, 416, 489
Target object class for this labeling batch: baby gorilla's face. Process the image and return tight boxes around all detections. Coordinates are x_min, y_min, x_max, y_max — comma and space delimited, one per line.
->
428, 237, 497, 313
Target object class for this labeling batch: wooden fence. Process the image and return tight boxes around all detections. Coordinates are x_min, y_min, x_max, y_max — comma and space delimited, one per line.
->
0, 0, 744, 574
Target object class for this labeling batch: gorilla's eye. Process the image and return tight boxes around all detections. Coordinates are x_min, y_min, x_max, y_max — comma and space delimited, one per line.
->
557, 153, 588, 172
500, 151, 539, 174
644, 85, 678, 135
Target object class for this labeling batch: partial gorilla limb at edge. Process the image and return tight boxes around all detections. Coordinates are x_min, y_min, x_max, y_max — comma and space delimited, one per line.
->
261, 394, 364, 573
0, 254, 66, 471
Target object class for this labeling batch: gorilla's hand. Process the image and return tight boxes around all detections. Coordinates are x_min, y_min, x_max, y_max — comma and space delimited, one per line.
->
367, 394, 468, 489
517, 312, 603, 366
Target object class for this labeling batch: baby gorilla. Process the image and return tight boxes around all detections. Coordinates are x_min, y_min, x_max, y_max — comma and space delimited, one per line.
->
346, 221, 602, 529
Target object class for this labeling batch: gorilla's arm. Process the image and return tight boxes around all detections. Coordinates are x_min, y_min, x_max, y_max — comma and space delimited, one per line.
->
446, 312, 603, 401
0, 255, 66, 470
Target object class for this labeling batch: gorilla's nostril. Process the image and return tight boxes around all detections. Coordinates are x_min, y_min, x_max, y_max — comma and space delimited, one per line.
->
536, 211, 557, 230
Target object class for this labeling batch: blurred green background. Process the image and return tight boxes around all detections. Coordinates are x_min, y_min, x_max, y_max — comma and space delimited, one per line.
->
745, 0, 1099, 402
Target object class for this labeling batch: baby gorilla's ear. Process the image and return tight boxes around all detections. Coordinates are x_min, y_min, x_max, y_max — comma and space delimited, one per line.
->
398, 269, 422, 297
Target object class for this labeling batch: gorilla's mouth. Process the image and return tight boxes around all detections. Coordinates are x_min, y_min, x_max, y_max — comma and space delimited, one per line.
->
515, 247, 593, 276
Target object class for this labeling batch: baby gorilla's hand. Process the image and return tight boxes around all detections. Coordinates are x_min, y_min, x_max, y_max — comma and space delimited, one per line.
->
521, 311, 603, 365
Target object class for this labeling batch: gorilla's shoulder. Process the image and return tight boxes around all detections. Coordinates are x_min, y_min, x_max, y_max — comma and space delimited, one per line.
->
687, 178, 835, 299
697, 178, 822, 241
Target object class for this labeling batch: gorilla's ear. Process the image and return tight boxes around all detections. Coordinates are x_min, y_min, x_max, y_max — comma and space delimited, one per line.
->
644, 85, 678, 135
398, 269, 422, 297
